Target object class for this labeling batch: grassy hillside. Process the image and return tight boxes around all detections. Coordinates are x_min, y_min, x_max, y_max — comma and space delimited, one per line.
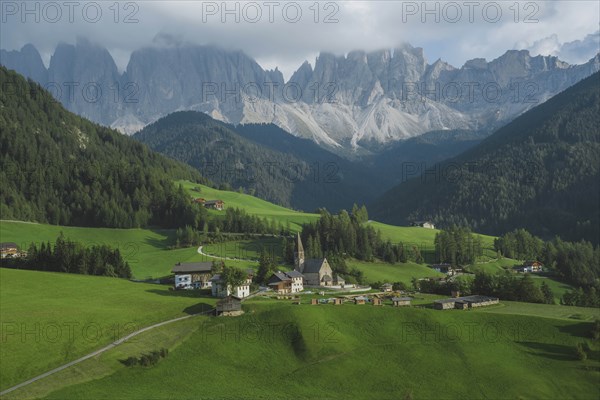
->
39, 302, 600, 400
0, 268, 215, 391
348, 259, 445, 284
178, 180, 319, 232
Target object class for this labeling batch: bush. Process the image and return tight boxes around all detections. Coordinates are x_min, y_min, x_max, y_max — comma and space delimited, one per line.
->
123, 348, 169, 368
574, 343, 587, 361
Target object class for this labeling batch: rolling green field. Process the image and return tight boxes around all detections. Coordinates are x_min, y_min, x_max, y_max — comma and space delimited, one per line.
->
38, 302, 600, 400
177, 180, 320, 231
347, 259, 444, 284
0, 268, 216, 391
202, 237, 285, 263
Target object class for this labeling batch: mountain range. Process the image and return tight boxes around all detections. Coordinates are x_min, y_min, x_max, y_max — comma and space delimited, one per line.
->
2, 39, 598, 155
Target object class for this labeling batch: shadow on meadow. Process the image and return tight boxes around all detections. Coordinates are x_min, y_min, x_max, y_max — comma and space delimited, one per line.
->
517, 341, 575, 361
145, 288, 212, 298
182, 303, 214, 315
557, 321, 595, 338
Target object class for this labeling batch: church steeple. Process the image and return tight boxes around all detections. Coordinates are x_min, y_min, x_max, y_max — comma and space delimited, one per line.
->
294, 233, 305, 272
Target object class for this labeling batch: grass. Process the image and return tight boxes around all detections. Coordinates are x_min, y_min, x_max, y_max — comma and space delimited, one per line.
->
0, 220, 199, 279
347, 259, 444, 284
476, 300, 600, 321
202, 237, 285, 263
177, 180, 320, 231
0, 268, 216, 391
39, 302, 600, 400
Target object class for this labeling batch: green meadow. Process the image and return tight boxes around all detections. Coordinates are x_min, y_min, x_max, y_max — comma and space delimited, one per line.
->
38, 302, 600, 400
177, 180, 320, 231
0, 268, 216, 391
347, 259, 444, 284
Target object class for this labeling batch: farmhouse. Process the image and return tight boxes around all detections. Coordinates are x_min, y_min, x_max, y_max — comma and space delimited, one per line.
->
172, 262, 214, 289
410, 221, 435, 229
354, 296, 368, 305
517, 261, 543, 273
215, 296, 242, 316
268, 270, 304, 294
433, 295, 499, 310
0, 242, 19, 258
392, 297, 412, 307
204, 200, 224, 211
211, 272, 252, 298
294, 233, 334, 287
430, 263, 455, 275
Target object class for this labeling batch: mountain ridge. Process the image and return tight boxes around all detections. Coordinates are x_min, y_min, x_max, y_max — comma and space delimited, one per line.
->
2, 40, 598, 155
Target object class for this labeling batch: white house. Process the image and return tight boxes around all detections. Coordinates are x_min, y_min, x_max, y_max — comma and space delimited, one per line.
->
172, 262, 214, 290
210, 274, 252, 298
267, 271, 304, 294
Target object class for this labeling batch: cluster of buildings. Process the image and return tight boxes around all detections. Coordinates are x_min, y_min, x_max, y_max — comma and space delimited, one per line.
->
171, 261, 252, 298
410, 221, 435, 229
193, 198, 225, 211
172, 233, 345, 297
515, 261, 543, 273
0, 242, 26, 259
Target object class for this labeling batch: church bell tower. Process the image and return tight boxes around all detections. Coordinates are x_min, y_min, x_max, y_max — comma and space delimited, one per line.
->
294, 233, 305, 273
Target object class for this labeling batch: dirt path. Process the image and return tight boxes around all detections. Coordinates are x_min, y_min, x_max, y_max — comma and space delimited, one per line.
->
0, 310, 213, 397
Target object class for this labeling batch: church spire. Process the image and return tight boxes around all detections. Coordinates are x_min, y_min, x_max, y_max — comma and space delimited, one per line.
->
294, 233, 305, 272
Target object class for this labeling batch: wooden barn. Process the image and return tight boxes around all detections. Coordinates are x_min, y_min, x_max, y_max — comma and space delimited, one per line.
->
216, 296, 242, 316
392, 297, 412, 307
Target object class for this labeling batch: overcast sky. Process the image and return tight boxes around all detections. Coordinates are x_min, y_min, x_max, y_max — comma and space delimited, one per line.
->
1, 0, 599, 79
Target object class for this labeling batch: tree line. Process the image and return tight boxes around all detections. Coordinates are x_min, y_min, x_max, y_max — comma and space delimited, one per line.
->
434, 225, 482, 265
415, 271, 555, 305
1, 233, 132, 278
300, 206, 422, 264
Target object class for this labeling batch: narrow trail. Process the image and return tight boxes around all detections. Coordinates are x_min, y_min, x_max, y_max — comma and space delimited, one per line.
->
0, 310, 213, 397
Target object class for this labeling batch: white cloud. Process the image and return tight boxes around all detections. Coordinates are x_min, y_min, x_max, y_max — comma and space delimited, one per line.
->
0, 1, 598, 78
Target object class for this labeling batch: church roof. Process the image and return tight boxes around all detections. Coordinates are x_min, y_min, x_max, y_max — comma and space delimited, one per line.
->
303, 258, 327, 273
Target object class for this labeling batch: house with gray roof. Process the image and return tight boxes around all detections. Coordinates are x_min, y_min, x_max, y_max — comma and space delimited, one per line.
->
268, 270, 304, 294
171, 262, 214, 289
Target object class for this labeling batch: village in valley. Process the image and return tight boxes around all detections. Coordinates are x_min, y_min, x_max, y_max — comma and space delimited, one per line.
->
167, 216, 541, 315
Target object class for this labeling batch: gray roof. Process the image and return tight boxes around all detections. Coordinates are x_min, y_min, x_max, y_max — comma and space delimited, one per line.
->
172, 262, 213, 274
381, 283, 393, 287
269, 270, 303, 283
303, 258, 327, 273
285, 270, 303, 278
392, 297, 412, 302
204, 200, 223, 205
0, 242, 18, 249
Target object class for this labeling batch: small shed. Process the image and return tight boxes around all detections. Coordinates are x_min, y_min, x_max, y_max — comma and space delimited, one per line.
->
354, 296, 368, 305
311, 298, 319, 305
333, 298, 344, 305
372, 297, 383, 306
216, 296, 242, 315
392, 297, 412, 307
381, 283, 393, 292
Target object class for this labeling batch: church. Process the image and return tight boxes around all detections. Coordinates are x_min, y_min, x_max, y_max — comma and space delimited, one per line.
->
294, 233, 343, 287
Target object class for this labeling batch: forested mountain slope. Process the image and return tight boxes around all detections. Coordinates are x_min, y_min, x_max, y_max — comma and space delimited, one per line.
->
0, 67, 206, 228
371, 72, 600, 243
